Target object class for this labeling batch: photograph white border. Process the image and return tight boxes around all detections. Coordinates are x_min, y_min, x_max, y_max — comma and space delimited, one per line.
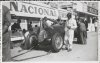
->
0, 1, 100, 63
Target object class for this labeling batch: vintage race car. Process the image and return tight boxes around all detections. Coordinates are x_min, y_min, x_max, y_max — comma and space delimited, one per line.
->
22, 18, 65, 52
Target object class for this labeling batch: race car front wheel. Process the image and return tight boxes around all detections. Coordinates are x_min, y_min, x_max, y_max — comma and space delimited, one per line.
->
52, 33, 63, 52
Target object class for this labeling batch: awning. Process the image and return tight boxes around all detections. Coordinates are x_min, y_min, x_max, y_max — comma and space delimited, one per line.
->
4, 2, 69, 20
77, 10, 98, 17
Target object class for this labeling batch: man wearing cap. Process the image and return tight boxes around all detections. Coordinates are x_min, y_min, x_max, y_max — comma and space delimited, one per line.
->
64, 13, 77, 52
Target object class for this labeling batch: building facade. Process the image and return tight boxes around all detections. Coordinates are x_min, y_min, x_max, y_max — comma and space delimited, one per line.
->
54, 2, 98, 32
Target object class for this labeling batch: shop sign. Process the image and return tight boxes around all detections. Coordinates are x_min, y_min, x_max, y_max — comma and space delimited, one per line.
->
88, 6, 98, 15
10, 2, 58, 19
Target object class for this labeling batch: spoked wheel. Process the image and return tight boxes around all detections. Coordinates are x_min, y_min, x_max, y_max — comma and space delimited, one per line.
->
52, 33, 63, 52
23, 32, 38, 49
29, 35, 37, 47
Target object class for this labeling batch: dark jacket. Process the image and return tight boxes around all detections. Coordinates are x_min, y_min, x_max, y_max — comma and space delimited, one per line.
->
2, 5, 11, 34
2, 5, 11, 61
79, 22, 86, 32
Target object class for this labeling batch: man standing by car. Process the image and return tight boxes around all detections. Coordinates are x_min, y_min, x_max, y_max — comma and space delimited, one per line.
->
2, 5, 11, 61
64, 13, 77, 52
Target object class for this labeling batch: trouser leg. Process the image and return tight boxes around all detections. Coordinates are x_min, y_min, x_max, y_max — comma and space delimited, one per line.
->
80, 32, 84, 44
64, 31, 69, 49
80, 31, 86, 44
83, 31, 87, 44
2, 42, 11, 61
2, 33, 11, 62
95, 27, 97, 32
68, 30, 74, 49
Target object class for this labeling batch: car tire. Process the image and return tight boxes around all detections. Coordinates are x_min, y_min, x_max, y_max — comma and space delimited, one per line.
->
24, 32, 38, 49
51, 33, 63, 52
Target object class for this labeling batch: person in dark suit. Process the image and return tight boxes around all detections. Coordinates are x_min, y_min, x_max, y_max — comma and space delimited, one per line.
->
78, 18, 87, 44
15, 19, 21, 30
74, 16, 80, 44
84, 18, 88, 38
11, 23, 17, 33
84, 18, 88, 31
28, 21, 33, 31
2, 5, 11, 61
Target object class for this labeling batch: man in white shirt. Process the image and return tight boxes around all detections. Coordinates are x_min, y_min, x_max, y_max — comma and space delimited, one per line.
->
64, 13, 77, 52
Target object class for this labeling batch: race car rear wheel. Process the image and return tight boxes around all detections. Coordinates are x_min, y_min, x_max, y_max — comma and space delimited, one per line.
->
52, 33, 63, 52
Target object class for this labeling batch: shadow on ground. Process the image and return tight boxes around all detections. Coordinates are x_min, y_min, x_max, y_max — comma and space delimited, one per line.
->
11, 43, 52, 61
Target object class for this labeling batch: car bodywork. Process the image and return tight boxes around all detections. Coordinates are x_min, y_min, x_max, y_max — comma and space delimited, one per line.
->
23, 18, 65, 52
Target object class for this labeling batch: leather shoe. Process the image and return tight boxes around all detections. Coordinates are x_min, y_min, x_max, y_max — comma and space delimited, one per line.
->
67, 48, 72, 52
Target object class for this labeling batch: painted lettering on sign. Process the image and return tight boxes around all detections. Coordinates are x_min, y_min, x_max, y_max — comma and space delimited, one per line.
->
10, 2, 58, 18
88, 6, 98, 15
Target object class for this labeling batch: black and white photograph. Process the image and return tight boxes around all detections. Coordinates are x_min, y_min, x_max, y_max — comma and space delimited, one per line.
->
1, 1, 99, 62
0, 1, 1, 62
0, 0, 100, 1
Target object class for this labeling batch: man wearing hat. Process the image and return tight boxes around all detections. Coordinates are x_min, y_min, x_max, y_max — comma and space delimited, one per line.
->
64, 13, 77, 52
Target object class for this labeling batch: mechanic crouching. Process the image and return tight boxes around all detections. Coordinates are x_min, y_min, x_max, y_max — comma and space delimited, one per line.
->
64, 13, 77, 52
